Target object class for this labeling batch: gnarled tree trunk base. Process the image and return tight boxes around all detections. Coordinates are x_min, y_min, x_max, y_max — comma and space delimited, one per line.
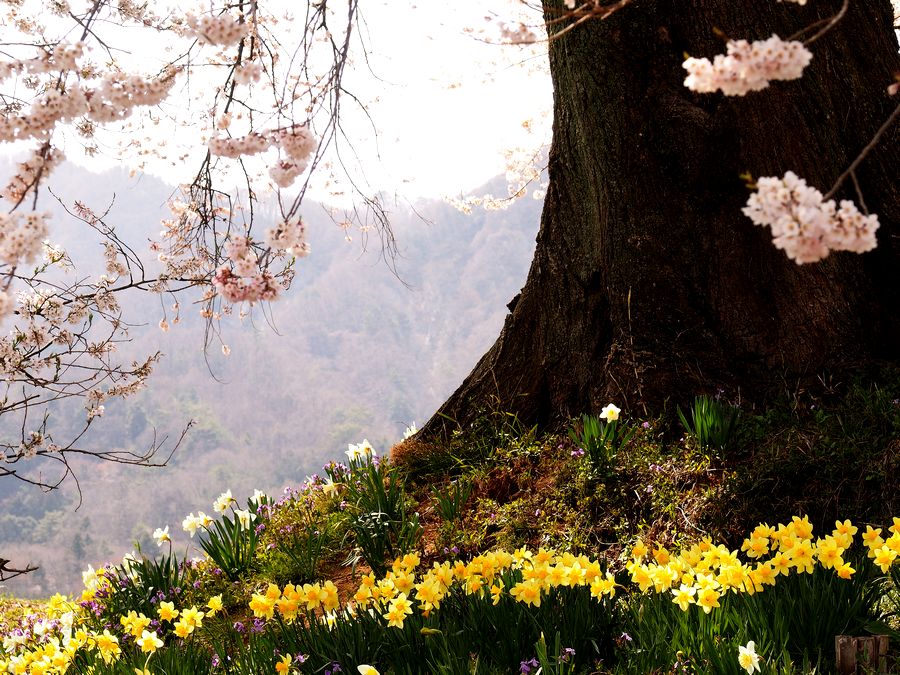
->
421, 0, 900, 441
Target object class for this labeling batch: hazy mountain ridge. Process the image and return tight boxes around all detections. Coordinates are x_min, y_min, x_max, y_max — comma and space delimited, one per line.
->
0, 163, 542, 596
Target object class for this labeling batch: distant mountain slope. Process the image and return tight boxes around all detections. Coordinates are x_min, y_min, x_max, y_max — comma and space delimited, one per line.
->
0, 163, 542, 596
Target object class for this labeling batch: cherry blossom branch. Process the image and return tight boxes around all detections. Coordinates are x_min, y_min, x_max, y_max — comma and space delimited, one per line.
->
0, 558, 38, 582
789, 0, 850, 45
824, 101, 900, 200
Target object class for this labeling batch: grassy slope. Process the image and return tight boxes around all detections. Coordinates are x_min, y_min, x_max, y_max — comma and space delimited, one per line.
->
396, 367, 900, 565
2, 368, 899, 673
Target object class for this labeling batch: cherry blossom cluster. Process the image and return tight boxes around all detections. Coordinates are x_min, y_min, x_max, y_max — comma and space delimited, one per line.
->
233, 61, 263, 85
269, 125, 319, 187
0, 263, 156, 444
0, 292, 14, 322
207, 132, 270, 159
0, 0, 364, 489
185, 12, 250, 47
743, 172, 880, 264
0, 211, 50, 266
224, 237, 258, 277
2, 286, 115, 378
212, 266, 281, 304
683, 35, 812, 96
208, 125, 317, 188
0, 88, 89, 142
0, 41, 83, 82
212, 236, 283, 304
3, 147, 64, 204
268, 161, 304, 189
18, 289, 65, 325
0, 67, 178, 144
86, 67, 180, 123
0, 61, 179, 208
274, 126, 317, 166
149, 199, 208, 292
264, 217, 310, 257
103, 242, 127, 277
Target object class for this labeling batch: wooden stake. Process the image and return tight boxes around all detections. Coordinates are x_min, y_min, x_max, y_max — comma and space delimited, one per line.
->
835, 635, 890, 674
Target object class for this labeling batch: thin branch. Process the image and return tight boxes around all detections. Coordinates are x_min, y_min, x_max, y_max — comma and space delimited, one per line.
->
825, 101, 900, 199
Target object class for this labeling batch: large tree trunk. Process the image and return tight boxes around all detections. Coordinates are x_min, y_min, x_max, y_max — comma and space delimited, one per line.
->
422, 0, 900, 438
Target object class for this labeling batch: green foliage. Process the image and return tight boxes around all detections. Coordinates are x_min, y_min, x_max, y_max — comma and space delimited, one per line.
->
255, 478, 351, 585
439, 402, 539, 473
197, 503, 261, 582
340, 455, 422, 576
91, 547, 188, 620
568, 413, 635, 476
8, 386, 900, 674
423, 572, 619, 673
72, 638, 214, 674
877, 561, 900, 640
745, 551, 889, 661
715, 371, 900, 534
432, 478, 474, 523
272, 521, 328, 584
677, 394, 740, 452
619, 592, 812, 675
225, 570, 620, 675
534, 632, 578, 675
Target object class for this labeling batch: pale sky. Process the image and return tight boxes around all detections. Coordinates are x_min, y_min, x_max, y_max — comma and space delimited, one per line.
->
344, 2, 553, 198
0, 1, 553, 203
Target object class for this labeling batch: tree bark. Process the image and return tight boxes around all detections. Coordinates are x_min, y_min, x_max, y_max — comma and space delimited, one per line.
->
422, 0, 900, 438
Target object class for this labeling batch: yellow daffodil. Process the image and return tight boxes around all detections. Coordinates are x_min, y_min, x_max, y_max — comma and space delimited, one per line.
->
276, 585, 302, 623
887, 532, 900, 554
789, 539, 815, 574
696, 587, 720, 614
135, 630, 163, 654
490, 580, 504, 606
815, 536, 844, 570
630, 564, 653, 593
275, 654, 293, 674
510, 579, 543, 607
94, 629, 121, 664
173, 619, 193, 639
741, 536, 769, 559
181, 606, 204, 629
652, 545, 671, 565
250, 585, 279, 619
836, 561, 856, 579
671, 584, 696, 611
630, 539, 648, 561
206, 594, 223, 616
873, 545, 898, 573
383, 593, 413, 628
157, 601, 178, 622
862, 525, 883, 548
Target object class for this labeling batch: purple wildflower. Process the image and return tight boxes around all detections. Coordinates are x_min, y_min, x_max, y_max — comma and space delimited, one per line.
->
520, 657, 540, 674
